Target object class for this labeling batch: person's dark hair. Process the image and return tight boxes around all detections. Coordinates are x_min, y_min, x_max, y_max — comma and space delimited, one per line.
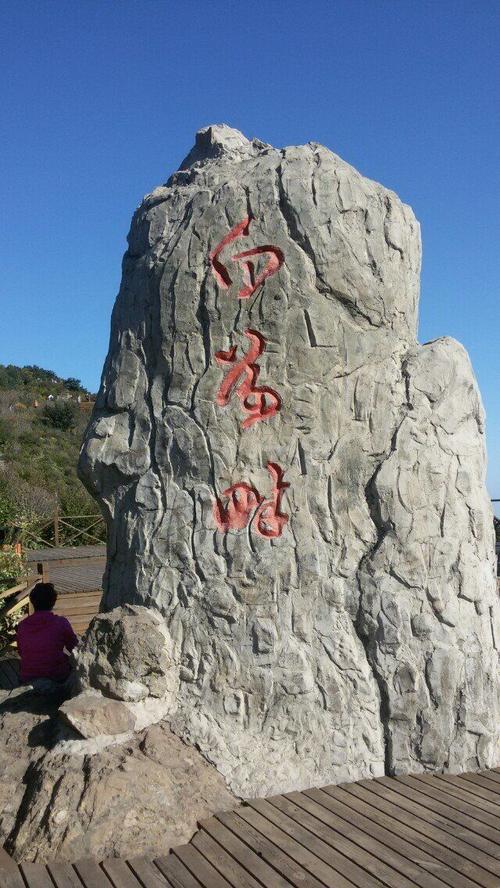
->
30, 582, 57, 612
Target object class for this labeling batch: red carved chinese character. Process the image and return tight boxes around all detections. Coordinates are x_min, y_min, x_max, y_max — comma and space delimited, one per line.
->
209, 217, 284, 300
213, 463, 289, 538
215, 329, 282, 429
254, 463, 290, 539
210, 216, 251, 289
213, 482, 262, 532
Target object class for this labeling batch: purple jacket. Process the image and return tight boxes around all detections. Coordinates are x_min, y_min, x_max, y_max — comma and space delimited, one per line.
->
17, 611, 78, 681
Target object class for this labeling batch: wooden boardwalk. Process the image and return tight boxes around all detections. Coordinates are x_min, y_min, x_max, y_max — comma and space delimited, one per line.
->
1, 768, 500, 887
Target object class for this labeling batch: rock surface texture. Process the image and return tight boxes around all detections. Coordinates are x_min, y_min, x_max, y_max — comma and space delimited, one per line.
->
78, 125, 499, 797
0, 687, 236, 862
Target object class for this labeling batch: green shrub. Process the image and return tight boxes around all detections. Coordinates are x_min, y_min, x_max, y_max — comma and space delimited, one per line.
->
0, 547, 23, 593
42, 401, 76, 431
63, 377, 83, 391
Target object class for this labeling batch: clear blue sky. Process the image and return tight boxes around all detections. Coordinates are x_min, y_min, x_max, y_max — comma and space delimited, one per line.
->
1, 1, 499, 503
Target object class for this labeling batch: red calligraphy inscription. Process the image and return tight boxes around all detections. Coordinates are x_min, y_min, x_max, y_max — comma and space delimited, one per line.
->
215, 329, 282, 429
213, 482, 262, 533
209, 217, 284, 300
213, 463, 289, 538
253, 462, 290, 539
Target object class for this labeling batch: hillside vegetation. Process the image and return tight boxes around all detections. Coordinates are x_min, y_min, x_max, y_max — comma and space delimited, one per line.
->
0, 364, 101, 562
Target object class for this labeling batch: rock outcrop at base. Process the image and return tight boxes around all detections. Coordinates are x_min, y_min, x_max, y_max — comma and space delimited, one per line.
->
77, 125, 499, 797
0, 687, 236, 862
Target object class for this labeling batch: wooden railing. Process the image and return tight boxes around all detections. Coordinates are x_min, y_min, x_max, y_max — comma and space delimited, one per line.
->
0, 574, 40, 652
10, 512, 106, 550
0, 575, 39, 613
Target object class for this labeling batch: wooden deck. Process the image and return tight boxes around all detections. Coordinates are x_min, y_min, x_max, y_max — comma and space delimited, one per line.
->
25, 545, 106, 564
1, 768, 499, 887
0, 546, 106, 641
27, 544, 105, 634
26, 545, 105, 593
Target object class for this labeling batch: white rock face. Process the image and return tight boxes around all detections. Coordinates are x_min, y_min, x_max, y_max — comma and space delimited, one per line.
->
79, 125, 499, 796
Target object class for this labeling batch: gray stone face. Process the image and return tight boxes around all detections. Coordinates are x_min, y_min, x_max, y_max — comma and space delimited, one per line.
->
79, 125, 499, 796
74, 605, 176, 703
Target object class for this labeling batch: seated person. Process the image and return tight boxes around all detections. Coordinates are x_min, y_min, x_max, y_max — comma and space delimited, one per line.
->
16, 582, 78, 688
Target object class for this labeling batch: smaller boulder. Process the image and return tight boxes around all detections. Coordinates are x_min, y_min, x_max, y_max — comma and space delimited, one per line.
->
59, 691, 135, 739
74, 605, 177, 704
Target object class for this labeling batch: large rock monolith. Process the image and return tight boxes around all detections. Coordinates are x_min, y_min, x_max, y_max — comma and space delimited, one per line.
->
79, 125, 499, 796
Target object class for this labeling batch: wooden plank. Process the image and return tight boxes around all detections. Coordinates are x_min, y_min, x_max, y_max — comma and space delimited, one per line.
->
352, 777, 500, 888
306, 787, 484, 888
54, 604, 100, 618
19, 862, 54, 887
48, 557, 104, 569
47, 861, 84, 888
0, 846, 23, 888
460, 773, 500, 800
53, 591, 101, 602
392, 775, 500, 853
59, 611, 98, 622
217, 809, 325, 888
54, 586, 102, 598
269, 793, 390, 888
429, 774, 500, 819
0, 864, 26, 888
277, 791, 434, 888
434, 775, 500, 815
326, 782, 491, 888
155, 854, 202, 888
410, 774, 500, 836
481, 770, 500, 785
0, 583, 27, 601
0, 592, 30, 620
102, 858, 144, 887
55, 594, 102, 606
0, 575, 39, 600
74, 859, 115, 887
240, 801, 356, 888
203, 814, 301, 888
60, 614, 98, 624
191, 828, 262, 888
56, 580, 102, 590
54, 601, 101, 614
0, 849, 16, 872
127, 857, 174, 887
25, 546, 105, 563
345, 780, 500, 886
172, 844, 233, 888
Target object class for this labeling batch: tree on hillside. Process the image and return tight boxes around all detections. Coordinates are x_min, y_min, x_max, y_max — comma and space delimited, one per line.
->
42, 401, 76, 431
63, 377, 83, 391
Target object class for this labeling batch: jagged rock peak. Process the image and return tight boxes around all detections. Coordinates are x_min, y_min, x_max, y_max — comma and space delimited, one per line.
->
178, 123, 269, 170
